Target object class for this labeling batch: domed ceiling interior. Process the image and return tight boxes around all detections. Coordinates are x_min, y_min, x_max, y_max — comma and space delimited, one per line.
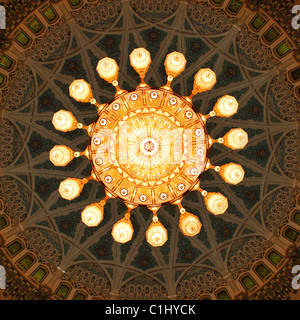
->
0, 0, 299, 300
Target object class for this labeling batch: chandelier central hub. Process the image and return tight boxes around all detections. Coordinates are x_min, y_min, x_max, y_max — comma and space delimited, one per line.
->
90, 88, 208, 207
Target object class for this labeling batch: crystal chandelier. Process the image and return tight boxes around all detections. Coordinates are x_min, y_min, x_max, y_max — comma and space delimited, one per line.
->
50, 48, 248, 247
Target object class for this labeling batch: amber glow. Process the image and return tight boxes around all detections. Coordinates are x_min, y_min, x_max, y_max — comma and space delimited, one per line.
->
51, 48, 248, 246
213, 95, 238, 117
52, 110, 77, 132
129, 48, 151, 76
97, 57, 119, 83
193, 68, 216, 93
58, 178, 85, 200
179, 212, 202, 237
223, 128, 248, 150
204, 193, 229, 215
81, 203, 104, 227
69, 79, 93, 103
146, 219, 168, 247
164, 51, 187, 78
219, 163, 245, 185
49, 145, 74, 167
112, 217, 134, 243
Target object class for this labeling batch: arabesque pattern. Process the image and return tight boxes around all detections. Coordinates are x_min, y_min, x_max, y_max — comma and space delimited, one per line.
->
0, 0, 299, 300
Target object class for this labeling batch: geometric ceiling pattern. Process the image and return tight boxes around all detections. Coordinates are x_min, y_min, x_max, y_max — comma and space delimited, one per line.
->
0, 0, 299, 300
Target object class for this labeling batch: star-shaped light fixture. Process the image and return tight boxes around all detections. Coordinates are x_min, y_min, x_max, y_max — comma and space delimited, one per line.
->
50, 48, 248, 247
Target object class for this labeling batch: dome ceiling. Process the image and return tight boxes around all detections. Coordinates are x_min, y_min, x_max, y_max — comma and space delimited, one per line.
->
0, 0, 299, 300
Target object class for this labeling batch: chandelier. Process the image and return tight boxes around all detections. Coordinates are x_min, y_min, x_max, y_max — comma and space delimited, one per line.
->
50, 48, 248, 247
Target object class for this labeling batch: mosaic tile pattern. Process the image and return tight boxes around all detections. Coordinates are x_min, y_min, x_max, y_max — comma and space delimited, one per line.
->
0, 0, 299, 299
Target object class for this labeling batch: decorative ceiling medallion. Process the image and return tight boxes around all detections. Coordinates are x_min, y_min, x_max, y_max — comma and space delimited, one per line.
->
50, 48, 248, 247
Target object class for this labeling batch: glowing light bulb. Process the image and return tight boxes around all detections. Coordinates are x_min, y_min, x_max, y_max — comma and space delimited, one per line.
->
59, 178, 84, 200
69, 79, 93, 103
223, 128, 248, 150
129, 48, 151, 74
146, 220, 168, 247
112, 218, 134, 243
179, 212, 202, 237
205, 193, 228, 215
97, 58, 119, 83
81, 203, 104, 227
49, 145, 74, 166
213, 95, 238, 117
193, 68, 216, 93
52, 110, 77, 132
164, 51, 187, 78
219, 163, 244, 185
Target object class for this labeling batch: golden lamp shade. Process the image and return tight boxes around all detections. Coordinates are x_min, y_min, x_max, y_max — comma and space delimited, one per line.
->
193, 68, 216, 93
97, 57, 119, 83
69, 79, 93, 103
213, 95, 238, 117
146, 220, 168, 247
219, 163, 245, 185
49, 145, 74, 167
81, 203, 104, 227
58, 178, 84, 201
52, 110, 77, 132
179, 212, 202, 237
223, 128, 248, 150
205, 192, 228, 215
129, 48, 151, 75
164, 51, 187, 78
111, 218, 134, 244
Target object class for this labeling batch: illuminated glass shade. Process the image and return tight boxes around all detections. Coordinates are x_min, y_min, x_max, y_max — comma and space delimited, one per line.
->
179, 212, 202, 237
164, 51, 187, 78
223, 128, 248, 150
213, 95, 238, 117
146, 220, 168, 247
52, 110, 77, 132
129, 48, 151, 74
81, 204, 104, 227
69, 79, 93, 103
205, 193, 228, 215
112, 218, 134, 243
97, 57, 119, 83
219, 163, 245, 185
59, 178, 84, 200
49, 145, 74, 166
193, 68, 216, 92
